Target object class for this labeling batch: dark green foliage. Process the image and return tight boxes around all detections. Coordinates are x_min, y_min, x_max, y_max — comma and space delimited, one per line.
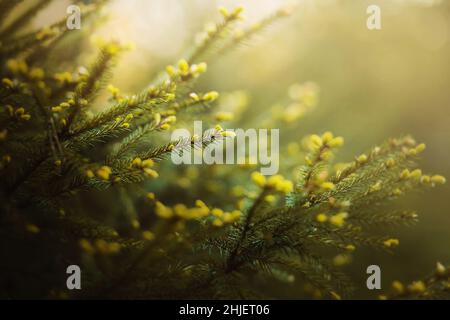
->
0, 1, 447, 300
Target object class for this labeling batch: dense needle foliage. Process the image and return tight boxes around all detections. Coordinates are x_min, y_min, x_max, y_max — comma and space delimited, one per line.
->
0, 0, 448, 299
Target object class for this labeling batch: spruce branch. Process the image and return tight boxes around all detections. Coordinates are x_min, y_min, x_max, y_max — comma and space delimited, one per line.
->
215, 6, 294, 57
0, 0, 21, 28
226, 189, 268, 273
0, 0, 52, 41
0, 2, 447, 300
188, 6, 244, 63
64, 44, 118, 132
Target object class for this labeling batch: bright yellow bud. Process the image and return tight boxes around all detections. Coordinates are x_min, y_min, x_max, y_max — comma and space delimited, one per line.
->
251, 172, 266, 188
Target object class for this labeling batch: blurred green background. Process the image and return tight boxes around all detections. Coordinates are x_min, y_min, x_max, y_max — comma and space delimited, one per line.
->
34, 0, 449, 298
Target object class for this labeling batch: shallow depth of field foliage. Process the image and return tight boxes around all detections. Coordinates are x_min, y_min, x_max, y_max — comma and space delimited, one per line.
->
0, 0, 449, 299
